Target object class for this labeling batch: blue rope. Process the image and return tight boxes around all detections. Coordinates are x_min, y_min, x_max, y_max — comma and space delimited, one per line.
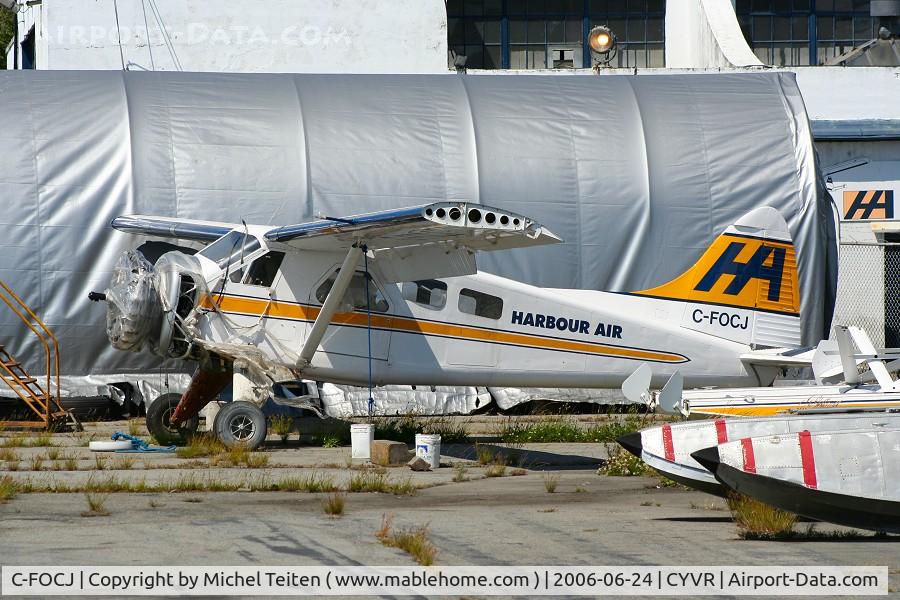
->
110, 432, 176, 453
363, 246, 374, 418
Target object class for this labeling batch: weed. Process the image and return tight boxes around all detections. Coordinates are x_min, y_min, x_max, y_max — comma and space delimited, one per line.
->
452, 464, 469, 482
6, 459, 18, 471
574, 486, 588, 493
727, 493, 797, 540
245, 452, 269, 469
127, 419, 142, 437
273, 473, 337, 493
475, 444, 494, 465
322, 492, 346, 516
0, 475, 18, 503
0, 435, 25, 448
94, 455, 107, 471
602, 447, 648, 476
510, 468, 527, 476
375, 514, 437, 566
269, 415, 294, 443
484, 463, 506, 478
348, 471, 389, 493
496, 410, 649, 444
538, 508, 557, 513
177, 434, 226, 459
47, 448, 60, 461
148, 499, 162, 508
542, 473, 559, 493
82, 492, 110, 517
115, 456, 135, 470
348, 472, 417, 495
0, 447, 17, 462
28, 434, 52, 448
321, 435, 342, 448
183, 497, 203, 503
64, 457, 78, 471
640, 500, 653, 506
29, 455, 45, 472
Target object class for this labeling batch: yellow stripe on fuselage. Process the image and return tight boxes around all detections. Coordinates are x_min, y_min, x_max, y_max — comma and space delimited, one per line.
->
692, 400, 900, 417
198, 294, 687, 364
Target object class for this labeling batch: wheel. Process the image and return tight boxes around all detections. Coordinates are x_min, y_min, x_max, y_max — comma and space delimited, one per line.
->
213, 401, 267, 450
145, 392, 199, 445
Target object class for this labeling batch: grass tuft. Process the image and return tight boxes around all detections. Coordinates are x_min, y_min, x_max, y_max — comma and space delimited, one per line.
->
29, 454, 45, 472
176, 434, 226, 459
0, 475, 18, 503
0, 447, 17, 462
375, 513, 437, 566
47, 448, 61, 461
114, 456, 136, 470
452, 464, 469, 482
484, 463, 506, 478
321, 492, 346, 516
727, 493, 797, 540
82, 492, 110, 517
269, 415, 294, 443
127, 419, 142, 437
542, 472, 559, 493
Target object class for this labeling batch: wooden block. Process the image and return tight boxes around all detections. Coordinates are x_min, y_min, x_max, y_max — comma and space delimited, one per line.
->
370, 440, 409, 466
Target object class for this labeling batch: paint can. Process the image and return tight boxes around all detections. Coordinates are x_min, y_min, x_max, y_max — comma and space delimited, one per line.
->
415, 433, 441, 470
351, 423, 375, 460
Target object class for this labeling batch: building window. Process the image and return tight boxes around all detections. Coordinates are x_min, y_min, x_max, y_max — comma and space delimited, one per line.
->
458, 288, 504, 319
735, 0, 878, 66
447, 0, 665, 70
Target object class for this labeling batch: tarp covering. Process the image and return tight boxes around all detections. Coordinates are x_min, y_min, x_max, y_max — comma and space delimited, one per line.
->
0, 70, 836, 413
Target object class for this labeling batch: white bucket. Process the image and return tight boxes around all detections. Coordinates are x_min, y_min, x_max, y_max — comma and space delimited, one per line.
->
415, 433, 441, 470
351, 424, 375, 460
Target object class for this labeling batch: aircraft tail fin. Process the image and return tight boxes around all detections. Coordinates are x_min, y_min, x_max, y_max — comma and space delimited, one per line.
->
634, 207, 801, 348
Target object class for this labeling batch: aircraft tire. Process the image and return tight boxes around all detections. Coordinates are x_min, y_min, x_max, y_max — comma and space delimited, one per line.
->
213, 401, 267, 450
145, 392, 199, 445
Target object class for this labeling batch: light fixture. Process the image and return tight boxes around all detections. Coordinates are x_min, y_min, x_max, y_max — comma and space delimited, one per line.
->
588, 25, 618, 67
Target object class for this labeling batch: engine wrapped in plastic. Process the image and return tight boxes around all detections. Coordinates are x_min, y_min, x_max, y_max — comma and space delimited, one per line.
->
105, 250, 163, 352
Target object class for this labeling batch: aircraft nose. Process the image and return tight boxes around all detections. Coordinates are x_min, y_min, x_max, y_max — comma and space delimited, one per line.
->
690, 446, 721, 474
617, 431, 643, 458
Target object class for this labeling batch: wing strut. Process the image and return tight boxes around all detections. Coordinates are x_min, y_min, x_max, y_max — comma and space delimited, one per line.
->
297, 245, 363, 368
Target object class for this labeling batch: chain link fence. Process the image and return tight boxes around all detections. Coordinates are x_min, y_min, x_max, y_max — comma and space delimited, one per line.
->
832, 242, 900, 348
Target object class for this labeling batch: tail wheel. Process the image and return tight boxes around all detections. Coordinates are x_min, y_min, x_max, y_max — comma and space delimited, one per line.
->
146, 392, 199, 445
213, 401, 267, 450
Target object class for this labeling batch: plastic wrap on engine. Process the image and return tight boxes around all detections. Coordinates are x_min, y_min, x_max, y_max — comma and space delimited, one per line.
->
105, 251, 163, 352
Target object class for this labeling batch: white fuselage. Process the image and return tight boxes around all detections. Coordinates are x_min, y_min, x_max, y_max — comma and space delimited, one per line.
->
192, 249, 769, 390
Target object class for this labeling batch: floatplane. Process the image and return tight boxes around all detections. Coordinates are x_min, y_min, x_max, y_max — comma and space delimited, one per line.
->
94, 202, 814, 448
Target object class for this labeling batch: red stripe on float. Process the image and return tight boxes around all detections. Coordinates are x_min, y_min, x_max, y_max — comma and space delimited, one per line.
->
740, 438, 756, 474
715, 419, 728, 444
662, 423, 675, 461
798, 430, 817, 489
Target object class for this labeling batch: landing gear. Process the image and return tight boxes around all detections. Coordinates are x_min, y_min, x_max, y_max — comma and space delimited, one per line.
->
213, 401, 267, 450
146, 392, 199, 444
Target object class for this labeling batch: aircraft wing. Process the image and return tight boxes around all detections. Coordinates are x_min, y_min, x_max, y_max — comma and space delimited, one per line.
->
111, 215, 236, 243
265, 202, 561, 252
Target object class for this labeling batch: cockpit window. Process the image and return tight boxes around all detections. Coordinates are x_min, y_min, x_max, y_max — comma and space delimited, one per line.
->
198, 231, 261, 270
245, 252, 285, 287
315, 270, 389, 313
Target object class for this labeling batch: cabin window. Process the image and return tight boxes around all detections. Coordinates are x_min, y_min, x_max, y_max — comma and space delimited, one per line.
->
198, 231, 260, 270
244, 252, 285, 287
316, 270, 389, 313
458, 288, 503, 319
401, 279, 447, 310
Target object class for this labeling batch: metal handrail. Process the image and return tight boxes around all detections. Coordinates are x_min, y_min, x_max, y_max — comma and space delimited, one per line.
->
0, 281, 63, 425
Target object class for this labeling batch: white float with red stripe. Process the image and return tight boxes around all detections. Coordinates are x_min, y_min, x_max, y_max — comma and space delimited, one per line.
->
617, 411, 900, 496
693, 427, 900, 532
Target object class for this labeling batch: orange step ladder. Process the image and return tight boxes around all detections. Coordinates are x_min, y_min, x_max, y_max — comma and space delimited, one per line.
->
0, 280, 79, 430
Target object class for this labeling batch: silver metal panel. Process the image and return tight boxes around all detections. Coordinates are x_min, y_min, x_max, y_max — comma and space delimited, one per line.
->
0, 71, 835, 396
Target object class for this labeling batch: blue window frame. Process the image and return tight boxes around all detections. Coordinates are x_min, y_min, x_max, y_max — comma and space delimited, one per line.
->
735, 0, 879, 66
446, 0, 665, 69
